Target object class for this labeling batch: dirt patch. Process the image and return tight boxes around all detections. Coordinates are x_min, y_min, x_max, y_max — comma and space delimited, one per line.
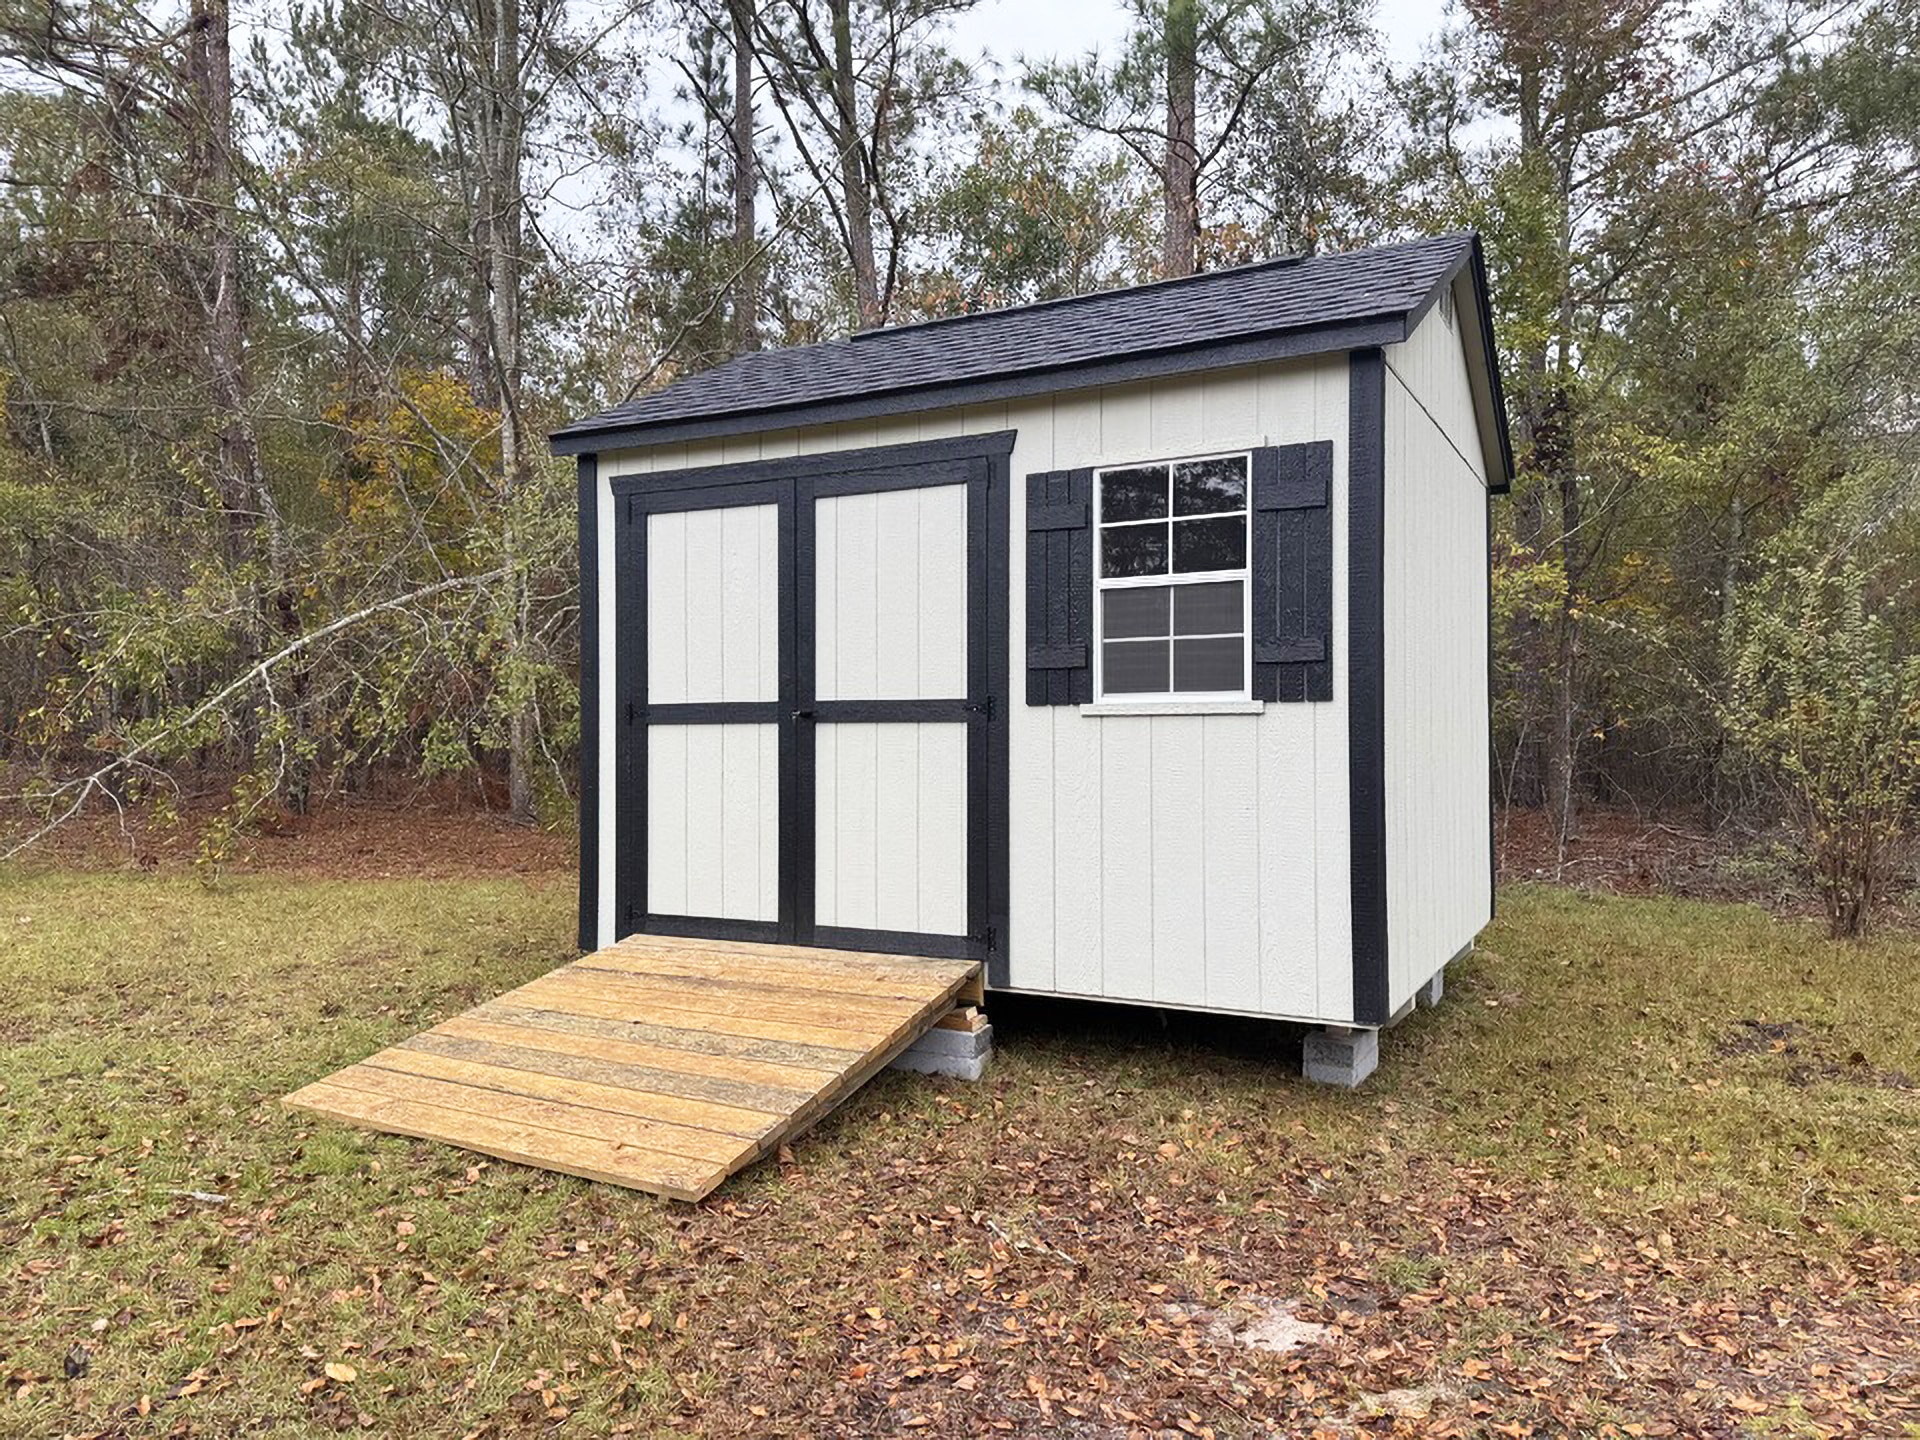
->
1159, 1295, 1330, 1355
1717, 1017, 1913, 1089
4, 772, 570, 879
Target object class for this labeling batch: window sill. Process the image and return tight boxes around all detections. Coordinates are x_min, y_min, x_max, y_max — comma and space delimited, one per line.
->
1080, 700, 1265, 717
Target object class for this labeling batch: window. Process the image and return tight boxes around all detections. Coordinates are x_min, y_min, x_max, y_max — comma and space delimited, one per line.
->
1094, 451, 1250, 699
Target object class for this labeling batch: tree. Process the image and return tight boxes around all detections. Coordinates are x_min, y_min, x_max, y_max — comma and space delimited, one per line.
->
1025, 0, 1373, 277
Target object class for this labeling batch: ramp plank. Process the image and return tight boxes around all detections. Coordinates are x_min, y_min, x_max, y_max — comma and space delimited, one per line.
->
284, 937, 979, 1200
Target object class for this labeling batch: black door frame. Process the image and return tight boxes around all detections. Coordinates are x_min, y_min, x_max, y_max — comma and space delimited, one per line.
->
611, 432, 1013, 976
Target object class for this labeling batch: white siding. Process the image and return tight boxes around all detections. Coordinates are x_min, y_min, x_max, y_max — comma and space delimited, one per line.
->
816, 484, 967, 701
814, 721, 968, 935
646, 504, 778, 704
1382, 298, 1494, 1010
645, 723, 779, 921
597, 357, 1359, 1023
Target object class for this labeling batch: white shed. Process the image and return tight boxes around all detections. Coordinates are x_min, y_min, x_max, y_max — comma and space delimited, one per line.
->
552, 233, 1512, 1085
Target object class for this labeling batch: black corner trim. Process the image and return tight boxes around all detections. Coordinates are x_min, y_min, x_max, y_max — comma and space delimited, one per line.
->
1025, 466, 1094, 705
1251, 441, 1334, 703
1347, 349, 1391, 1026
576, 453, 600, 952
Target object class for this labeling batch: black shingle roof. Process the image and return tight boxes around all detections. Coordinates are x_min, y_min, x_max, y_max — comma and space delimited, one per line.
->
553, 232, 1500, 465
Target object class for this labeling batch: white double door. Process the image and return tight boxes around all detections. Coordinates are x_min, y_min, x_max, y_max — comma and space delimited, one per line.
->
623, 459, 991, 959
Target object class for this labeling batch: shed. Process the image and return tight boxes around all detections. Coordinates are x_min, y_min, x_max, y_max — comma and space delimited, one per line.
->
552, 231, 1511, 1085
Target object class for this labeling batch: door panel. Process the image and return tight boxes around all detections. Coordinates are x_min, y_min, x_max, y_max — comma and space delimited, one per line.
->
645, 723, 779, 923
815, 485, 967, 701
814, 721, 967, 935
646, 504, 779, 704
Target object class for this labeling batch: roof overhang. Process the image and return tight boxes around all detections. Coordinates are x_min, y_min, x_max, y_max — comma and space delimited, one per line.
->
1401, 235, 1515, 493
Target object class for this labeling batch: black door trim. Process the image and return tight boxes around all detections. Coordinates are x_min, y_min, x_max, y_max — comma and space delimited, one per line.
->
613, 433, 1013, 974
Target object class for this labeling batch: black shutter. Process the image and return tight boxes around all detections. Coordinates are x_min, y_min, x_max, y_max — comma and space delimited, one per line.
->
1025, 467, 1093, 705
1252, 441, 1333, 702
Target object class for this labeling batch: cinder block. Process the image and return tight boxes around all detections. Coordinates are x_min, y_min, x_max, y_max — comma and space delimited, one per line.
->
1300, 1026, 1379, 1088
1418, 969, 1445, 1008
889, 1021, 994, 1081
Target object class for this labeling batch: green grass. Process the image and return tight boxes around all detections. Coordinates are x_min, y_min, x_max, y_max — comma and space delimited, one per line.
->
1, 872, 1916, 1437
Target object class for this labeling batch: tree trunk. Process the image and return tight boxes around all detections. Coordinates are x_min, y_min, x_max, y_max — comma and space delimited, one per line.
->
1162, 0, 1199, 278
730, 0, 759, 353
830, 0, 881, 328
474, 0, 537, 823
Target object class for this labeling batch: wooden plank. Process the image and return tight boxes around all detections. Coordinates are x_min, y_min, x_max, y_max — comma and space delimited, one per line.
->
468, 1000, 865, 1070
365, 1044, 781, 1140
577, 947, 964, 1003
435, 1013, 841, 1091
311, 1062, 744, 1165
404, 1029, 811, 1116
286, 937, 986, 1203
496, 975, 887, 1050
567, 957, 926, 1020
288, 1079, 724, 1201
522, 967, 903, 1038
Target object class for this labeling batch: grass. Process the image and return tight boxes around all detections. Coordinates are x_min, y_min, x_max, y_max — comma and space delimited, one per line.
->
1, 871, 1916, 1437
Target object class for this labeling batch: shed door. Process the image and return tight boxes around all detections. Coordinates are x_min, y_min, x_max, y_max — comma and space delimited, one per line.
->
618, 446, 1005, 966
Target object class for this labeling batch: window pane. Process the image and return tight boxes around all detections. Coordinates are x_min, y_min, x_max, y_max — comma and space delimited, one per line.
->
1104, 585, 1170, 639
1102, 523, 1169, 578
1173, 581, 1242, 636
1100, 465, 1168, 522
1172, 515, 1245, 573
1173, 636, 1243, 692
1104, 640, 1170, 694
1173, 456, 1247, 516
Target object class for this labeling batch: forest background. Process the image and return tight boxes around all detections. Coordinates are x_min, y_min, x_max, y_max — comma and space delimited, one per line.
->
1, 0, 1916, 935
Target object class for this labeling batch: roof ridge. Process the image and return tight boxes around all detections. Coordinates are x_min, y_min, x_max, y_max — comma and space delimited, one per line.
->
848, 232, 1467, 343
850, 251, 1311, 341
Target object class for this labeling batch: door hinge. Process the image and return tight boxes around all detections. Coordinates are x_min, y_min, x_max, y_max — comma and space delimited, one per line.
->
965, 696, 995, 719
625, 700, 637, 725
972, 924, 997, 953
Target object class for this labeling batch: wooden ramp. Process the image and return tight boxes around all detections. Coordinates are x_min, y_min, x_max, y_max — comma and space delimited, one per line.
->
284, 935, 982, 1201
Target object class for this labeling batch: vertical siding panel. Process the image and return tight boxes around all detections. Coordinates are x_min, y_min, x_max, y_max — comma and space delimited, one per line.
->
646, 512, 687, 705
835, 494, 879, 701
1098, 719, 1154, 1000
834, 721, 879, 927
815, 494, 838, 701
1101, 382, 1152, 460
758, 503, 779, 701
1258, 702, 1318, 1014
916, 483, 968, 698
1202, 369, 1260, 447
1149, 716, 1207, 1008
873, 490, 921, 698
873, 723, 920, 930
814, 724, 838, 927
1202, 715, 1261, 1008
719, 506, 760, 701
917, 723, 969, 934
1150, 377, 1205, 457
1008, 398, 1059, 990
646, 726, 688, 915
916, 409, 965, 441
760, 723, 780, 920
682, 509, 725, 703
719, 724, 767, 918
1051, 711, 1102, 995
683, 726, 725, 915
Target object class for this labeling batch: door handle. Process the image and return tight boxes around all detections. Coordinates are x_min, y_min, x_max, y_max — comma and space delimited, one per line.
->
791, 707, 815, 721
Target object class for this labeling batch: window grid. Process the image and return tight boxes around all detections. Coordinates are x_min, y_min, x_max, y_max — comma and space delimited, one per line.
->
1092, 450, 1253, 702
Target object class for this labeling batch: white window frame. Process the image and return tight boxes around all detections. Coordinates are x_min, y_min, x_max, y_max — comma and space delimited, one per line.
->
1092, 448, 1254, 704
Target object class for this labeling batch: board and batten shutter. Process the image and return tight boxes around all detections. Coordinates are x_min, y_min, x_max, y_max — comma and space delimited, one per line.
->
1025, 467, 1094, 704
1251, 441, 1333, 702
1025, 445, 1332, 705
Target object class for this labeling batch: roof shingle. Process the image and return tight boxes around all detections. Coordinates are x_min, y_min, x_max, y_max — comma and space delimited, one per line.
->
553, 233, 1477, 448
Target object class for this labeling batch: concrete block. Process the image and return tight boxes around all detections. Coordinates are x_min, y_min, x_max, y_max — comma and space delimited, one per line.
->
890, 1021, 993, 1081
1417, 968, 1445, 1009
1300, 1026, 1379, 1088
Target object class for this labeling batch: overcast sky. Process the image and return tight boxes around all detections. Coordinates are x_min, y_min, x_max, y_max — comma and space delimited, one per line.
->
947, 0, 1448, 72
